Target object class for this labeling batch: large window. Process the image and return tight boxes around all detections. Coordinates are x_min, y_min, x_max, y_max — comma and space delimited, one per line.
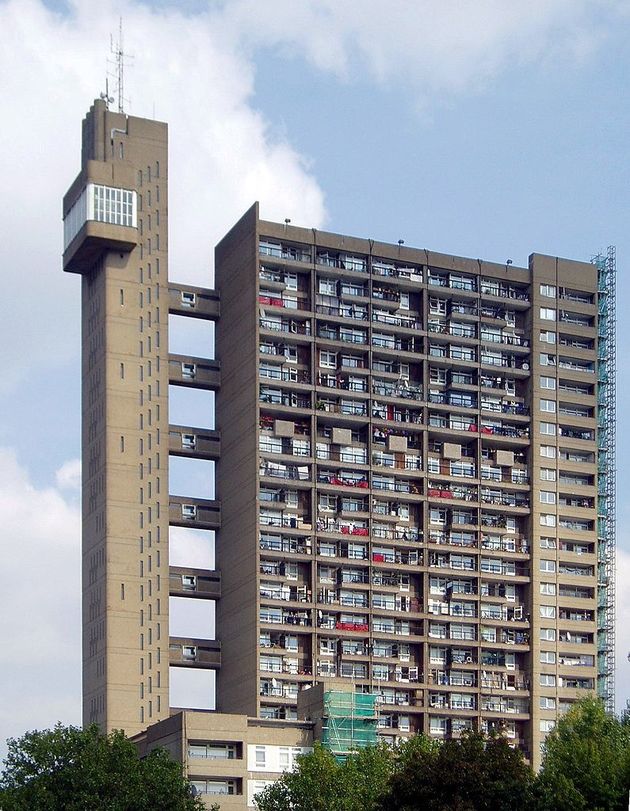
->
64, 183, 137, 249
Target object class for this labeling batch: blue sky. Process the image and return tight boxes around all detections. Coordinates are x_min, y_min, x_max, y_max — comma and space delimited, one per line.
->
1, 0, 629, 746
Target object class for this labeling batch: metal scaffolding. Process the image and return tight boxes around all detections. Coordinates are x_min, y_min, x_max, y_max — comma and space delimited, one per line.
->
320, 691, 378, 759
591, 246, 616, 712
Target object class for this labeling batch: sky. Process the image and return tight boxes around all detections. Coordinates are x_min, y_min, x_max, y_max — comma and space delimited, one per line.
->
1, 0, 629, 751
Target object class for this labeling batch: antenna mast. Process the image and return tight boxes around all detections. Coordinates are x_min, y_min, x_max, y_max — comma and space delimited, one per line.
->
109, 18, 133, 113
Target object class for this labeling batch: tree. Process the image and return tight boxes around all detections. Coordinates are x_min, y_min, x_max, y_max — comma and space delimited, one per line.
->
0, 723, 205, 811
535, 698, 630, 811
379, 731, 534, 811
254, 741, 393, 811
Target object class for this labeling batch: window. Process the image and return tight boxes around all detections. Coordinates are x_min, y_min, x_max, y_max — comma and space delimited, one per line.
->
540, 515, 556, 530
540, 353, 556, 366
540, 696, 557, 710
540, 445, 556, 459
319, 278, 337, 295
540, 559, 557, 573
540, 399, 556, 413
540, 308, 556, 321
540, 376, 556, 390
191, 779, 237, 796
540, 422, 557, 436
255, 746, 266, 768
540, 629, 556, 642
540, 284, 557, 298
540, 674, 556, 687
540, 605, 556, 619
540, 491, 556, 505
319, 350, 337, 369
540, 330, 556, 343
63, 183, 137, 249
540, 536, 557, 549
540, 582, 556, 596
189, 743, 238, 760
540, 468, 557, 482
540, 650, 556, 664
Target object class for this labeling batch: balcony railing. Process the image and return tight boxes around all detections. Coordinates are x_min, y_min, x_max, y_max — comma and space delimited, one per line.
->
372, 381, 423, 400
259, 242, 311, 262
372, 312, 422, 330
259, 536, 312, 554
259, 317, 311, 335
317, 254, 367, 272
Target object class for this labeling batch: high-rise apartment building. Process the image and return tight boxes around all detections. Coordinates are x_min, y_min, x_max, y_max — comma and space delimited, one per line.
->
63, 100, 615, 802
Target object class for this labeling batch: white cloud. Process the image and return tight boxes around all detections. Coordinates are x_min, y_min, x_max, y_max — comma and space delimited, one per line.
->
0, 0, 622, 394
0, 0, 326, 395
0, 0, 628, 748
220, 0, 621, 95
0, 449, 81, 754
55, 458, 81, 492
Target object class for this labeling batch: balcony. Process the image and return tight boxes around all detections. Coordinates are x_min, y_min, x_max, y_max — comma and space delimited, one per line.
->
259, 388, 311, 409
480, 330, 529, 348
316, 446, 368, 465
259, 436, 311, 458
259, 366, 311, 384
317, 518, 369, 539
259, 316, 311, 336
316, 303, 368, 321
480, 490, 530, 508
372, 452, 422, 471
373, 380, 423, 401
315, 398, 368, 417
259, 513, 311, 531
372, 477, 422, 495
372, 549, 423, 566
372, 334, 422, 352
260, 583, 311, 603
428, 272, 477, 293
479, 353, 530, 371
260, 607, 312, 627
480, 280, 529, 303
372, 260, 423, 283
372, 404, 423, 424
259, 293, 310, 311
259, 240, 311, 263
372, 311, 422, 330
317, 251, 367, 273
259, 461, 311, 481
317, 373, 368, 393
259, 535, 312, 555
480, 401, 528, 416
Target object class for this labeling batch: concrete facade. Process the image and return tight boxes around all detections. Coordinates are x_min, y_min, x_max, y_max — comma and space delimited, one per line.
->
213, 205, 602, 770
63, 101, 610, 805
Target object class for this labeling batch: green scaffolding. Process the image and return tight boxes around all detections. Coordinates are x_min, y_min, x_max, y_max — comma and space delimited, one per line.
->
320, 691, 378, 759
591, 247, 616, 713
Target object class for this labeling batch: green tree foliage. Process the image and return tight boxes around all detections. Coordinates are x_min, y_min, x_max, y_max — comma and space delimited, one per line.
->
379, 731, 534, 811
254, 741, 394, 811
0, 723, 205, 811
535, 698, 630, 811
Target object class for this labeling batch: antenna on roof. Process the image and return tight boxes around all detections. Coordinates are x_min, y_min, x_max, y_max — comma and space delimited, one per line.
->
108, 17, 133, 113
100, 78, 114, 110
